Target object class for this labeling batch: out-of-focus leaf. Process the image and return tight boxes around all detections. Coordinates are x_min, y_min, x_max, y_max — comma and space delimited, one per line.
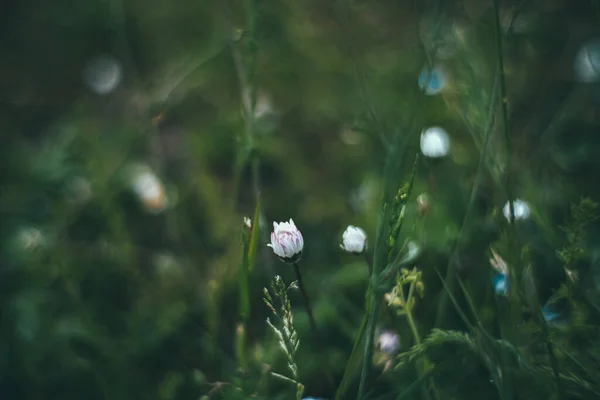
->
248, 193, 261, 272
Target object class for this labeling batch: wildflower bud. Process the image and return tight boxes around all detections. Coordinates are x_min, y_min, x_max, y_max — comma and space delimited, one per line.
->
420, 127, 450, 158
243, 217, 252, 230
267, 219, 304, 263
340, 225, 367, 254
416, 193, 431, 217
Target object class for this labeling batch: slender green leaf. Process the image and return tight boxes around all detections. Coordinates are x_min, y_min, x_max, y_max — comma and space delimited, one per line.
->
434, 268, 474, 332
334, 300, 369, 400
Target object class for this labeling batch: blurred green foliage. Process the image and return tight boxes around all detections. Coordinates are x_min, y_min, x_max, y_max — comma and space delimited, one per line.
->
3, 0, 600, 399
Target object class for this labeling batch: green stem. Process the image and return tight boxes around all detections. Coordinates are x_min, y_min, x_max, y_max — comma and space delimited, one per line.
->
357, 288, 381, 400
363, 252, 373, 276
334, 300, 370, 400
293, 262, 318, 338
530, 268, 566, 399
293, 262, 335, 392
401, 280, 440, 400
334, 251, 377, 400
492, 0, 518, 282
401, 283, 421, 346
434, 66, 500, 328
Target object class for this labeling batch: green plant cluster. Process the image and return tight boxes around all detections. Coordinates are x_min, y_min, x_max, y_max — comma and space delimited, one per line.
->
3, 0, 600, 400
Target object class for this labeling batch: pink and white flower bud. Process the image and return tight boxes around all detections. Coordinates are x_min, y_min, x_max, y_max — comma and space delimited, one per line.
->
340, 225, 367, 254
267, 219, 304, 262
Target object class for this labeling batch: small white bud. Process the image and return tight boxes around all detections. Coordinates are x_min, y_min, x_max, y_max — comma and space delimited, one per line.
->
267, 219, 304, 262
420, 127, 450, 158
340, 225, 367, 254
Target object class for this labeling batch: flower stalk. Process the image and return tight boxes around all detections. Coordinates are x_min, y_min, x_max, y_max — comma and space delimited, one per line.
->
387, 268, 424, 346
387, 268, 439, 399
293, 262, 319, 339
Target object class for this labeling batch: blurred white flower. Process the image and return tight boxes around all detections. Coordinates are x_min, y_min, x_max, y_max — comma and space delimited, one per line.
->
574, 40, 600, 83
131, 168, 168, 213
404, 241, 420, 262
243, 217, 252, 229
420, 127, 450, 158
17, 227, 43, 251
83, 55, 123, 94
502, 199, 530, 221
340, 225, 367, 254
378, 330, 400, 355
267, 219, 304, 262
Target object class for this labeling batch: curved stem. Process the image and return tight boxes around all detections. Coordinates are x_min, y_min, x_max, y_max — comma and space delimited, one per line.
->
399, 283, 421, 346
293, 262, 336, 392
357, 289, 381, 400
293, 262, 318, 338
434, 67, 500, 328
363, 252, 373, 276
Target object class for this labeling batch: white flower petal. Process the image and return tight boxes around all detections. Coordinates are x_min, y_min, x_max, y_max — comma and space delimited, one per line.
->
267, 218, 304, 261
340, 225, 367, 254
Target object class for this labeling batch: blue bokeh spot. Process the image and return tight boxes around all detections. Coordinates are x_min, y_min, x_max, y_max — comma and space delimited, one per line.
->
418, 67, 445, 94
492, 273, 508, 296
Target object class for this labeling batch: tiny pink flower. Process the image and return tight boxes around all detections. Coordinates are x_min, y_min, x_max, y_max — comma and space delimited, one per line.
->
267, 219, 304, 262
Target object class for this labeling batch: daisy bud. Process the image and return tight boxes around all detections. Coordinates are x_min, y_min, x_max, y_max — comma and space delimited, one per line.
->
340, 225, 367, 254
267, 219, 304, 263
243, 217, 252, 230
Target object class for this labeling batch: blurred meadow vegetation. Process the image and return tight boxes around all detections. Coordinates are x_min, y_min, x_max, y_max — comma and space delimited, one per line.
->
3, 0, 600, 399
